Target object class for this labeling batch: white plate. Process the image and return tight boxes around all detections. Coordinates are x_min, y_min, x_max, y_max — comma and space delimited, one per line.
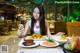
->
18, 38, 39, 47
52, 36, 72, 43
40, 41, 59, 47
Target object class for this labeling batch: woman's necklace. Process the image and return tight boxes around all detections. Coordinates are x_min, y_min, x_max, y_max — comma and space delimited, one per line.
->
36, 25, 39, 28
35, 21, 39, 28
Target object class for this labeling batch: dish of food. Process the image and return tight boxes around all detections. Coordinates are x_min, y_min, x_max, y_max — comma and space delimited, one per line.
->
63, 36, 80, 53
40, 41, 59, 47
40, 39, 59, 47
18, 38, 39, 47
23, 39, 35, 46
63, 47, 80, 53
25, 34, 47, 40
58, 35, 67, 40
52, 36, 71, 43
29, 34, 46, 39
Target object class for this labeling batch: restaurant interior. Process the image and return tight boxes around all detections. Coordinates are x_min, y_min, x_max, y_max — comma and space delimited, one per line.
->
0, 0, 80, 53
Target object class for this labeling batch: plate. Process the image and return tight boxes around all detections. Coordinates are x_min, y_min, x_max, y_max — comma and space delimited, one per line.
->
61, 43, 80, 53
52, 36, 72, 43
18, 38, 39, 47
40, 41, 59, 47
63, 48, 80, 53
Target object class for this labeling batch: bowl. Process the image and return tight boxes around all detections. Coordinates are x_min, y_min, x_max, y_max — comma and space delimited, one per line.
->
63, 48, 80, 53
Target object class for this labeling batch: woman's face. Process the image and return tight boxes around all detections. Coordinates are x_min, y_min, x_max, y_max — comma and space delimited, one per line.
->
33, 7, 40, 20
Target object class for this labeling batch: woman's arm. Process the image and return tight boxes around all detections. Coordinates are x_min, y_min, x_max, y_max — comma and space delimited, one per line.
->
18, 20, 30, 37
18, 24, 24, 37
23, 21, 30, 36
45, 20, 51, 37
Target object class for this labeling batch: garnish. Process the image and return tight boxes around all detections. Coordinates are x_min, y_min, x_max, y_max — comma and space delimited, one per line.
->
47, 38, 54, 42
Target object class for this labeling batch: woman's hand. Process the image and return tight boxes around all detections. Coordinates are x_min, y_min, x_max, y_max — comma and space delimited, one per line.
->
18, 24, 24, 38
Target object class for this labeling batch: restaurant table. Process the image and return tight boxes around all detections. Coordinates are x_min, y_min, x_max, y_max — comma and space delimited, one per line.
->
0, 37, 68, 53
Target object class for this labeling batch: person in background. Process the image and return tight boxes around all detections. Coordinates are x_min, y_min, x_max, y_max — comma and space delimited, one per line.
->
18, 4, 51, 38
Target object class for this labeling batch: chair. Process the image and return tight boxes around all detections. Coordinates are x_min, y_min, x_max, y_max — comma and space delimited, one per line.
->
1, 20, 10, 35
67, 22, 80, 37
0, 20, 4, 23
10, 21, 18, 30
54, 21, 67, 34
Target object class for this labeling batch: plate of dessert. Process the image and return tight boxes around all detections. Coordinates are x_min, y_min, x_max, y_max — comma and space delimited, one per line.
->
26, 34, 47, 40
18, 38, 39, 47
40, 38, 59, 47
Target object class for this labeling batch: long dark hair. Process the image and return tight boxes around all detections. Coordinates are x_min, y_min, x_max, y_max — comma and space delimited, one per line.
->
30, 4, 46, 35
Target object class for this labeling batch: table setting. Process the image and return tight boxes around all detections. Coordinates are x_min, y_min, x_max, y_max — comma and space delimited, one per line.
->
18, 32, 80, 53
17, 32, 71, 53
2, 32, 80, 53
18, 33, 60, 48
51, 32, 80, 53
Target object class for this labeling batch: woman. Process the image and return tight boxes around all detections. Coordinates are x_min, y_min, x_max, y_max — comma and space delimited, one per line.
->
18, 5, 51, 37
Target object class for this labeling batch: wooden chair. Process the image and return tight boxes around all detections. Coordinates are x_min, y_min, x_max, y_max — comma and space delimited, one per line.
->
0, 20, 4, 23
1, 20, 10, 35
54, 21, 67, 34
67, 22, 80, 37
10, 21, 18, 30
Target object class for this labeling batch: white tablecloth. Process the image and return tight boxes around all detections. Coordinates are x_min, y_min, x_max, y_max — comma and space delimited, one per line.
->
17, 47, 64, 53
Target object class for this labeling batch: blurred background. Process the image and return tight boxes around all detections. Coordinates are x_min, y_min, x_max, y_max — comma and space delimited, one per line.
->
0, 0, 80, 22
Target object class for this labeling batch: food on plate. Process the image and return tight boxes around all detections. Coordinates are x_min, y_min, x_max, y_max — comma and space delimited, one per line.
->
47, 38, 54, 42
64, 39, 76, 50
64, 36, 80, 51
42, 39, 56, 47
23, 39, 35, 46
59, 35, 67, 40
42, 41, 56, 46
29, 34, 46, 39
